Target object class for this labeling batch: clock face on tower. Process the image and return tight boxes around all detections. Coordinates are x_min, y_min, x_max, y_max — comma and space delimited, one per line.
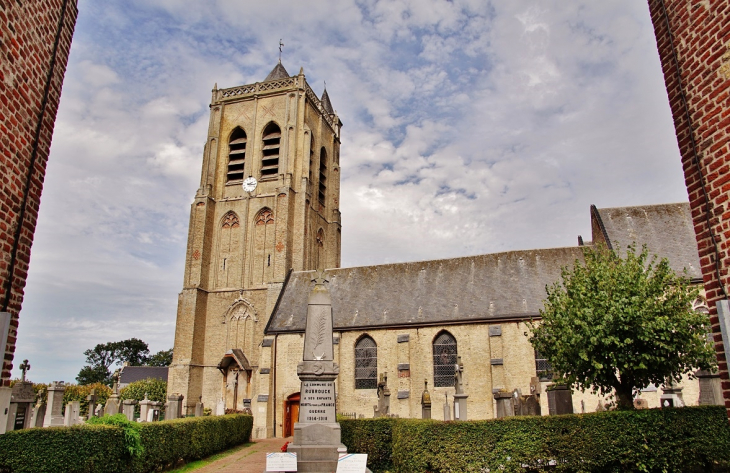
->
242, 176, 258, 193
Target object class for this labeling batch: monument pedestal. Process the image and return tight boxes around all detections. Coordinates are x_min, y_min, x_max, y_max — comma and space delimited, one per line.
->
287, 423, 347, 473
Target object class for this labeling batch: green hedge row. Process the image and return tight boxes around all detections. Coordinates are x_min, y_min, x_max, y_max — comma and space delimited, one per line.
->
0, 414, 253, 473
340, 406, 730, 473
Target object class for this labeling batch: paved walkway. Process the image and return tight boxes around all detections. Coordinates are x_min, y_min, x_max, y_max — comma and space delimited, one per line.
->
194, 436, 292, 472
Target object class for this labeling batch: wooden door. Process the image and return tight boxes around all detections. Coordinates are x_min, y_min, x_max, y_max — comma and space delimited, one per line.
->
283, 393, 300, 438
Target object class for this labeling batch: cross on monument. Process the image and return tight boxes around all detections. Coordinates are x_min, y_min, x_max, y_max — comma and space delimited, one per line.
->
19, 359, 30, 382
278, 39, 284, 63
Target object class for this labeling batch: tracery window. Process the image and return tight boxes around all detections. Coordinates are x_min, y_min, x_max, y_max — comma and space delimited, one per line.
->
261, 123, 281, 178
433, 331, 457, 387
255, 208, 274, 226
355, 336, 377, 389
227, 127, 247, 183
318, 148, 327, 207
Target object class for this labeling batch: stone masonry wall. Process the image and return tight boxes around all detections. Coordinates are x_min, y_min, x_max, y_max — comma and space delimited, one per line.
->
647, 0, 730, 418
0, 0, 78, 386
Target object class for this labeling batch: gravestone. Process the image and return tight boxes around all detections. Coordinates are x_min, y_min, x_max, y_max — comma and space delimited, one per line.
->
195, 396, 204, 417
285, 273, 347, 473
64, 400, 80, 426
6, 360, 35, 431
122, 399, 137, 421
165, 393, 184, 420
453, 355, 468, 421
660, 384, 684, 408
31, 401, 45, 427
493, 391, 513, 419
139, 394, 153, 422
216, 397, 225, 416
546, 384, 573, 415
43, 381, 66, 427
95, 404, 103, 417
421, 379, 431, 419
105, 373, 121, 416
696, 369, 724, 405
86, 388, 98, 419
373, 373, 390, 418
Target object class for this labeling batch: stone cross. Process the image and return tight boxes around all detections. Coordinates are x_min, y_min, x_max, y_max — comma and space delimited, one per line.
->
453, 355, 468, 420
19, 359, 30, 382
86, 388, 97, 418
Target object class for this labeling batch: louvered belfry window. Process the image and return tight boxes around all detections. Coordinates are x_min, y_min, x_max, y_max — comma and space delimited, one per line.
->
355, 336, 377, 389
261, 123, 281, 178
318, 148, 327, 207
227, 128, 247, 182
433, 332, 457, 387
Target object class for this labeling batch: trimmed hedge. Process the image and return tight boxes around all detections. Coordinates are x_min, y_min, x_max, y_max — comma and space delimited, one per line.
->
0, 414, 253, 473
341, 406, 730, 473
0, 425, 128, 473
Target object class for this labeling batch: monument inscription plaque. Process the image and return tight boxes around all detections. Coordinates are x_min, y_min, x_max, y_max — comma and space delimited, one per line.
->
300, 381, 336, 422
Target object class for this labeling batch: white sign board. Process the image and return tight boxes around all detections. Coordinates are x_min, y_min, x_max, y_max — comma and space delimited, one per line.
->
266, 452, 297, 472
336, 454, 368, 473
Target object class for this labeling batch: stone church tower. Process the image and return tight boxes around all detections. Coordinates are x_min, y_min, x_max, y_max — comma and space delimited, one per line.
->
168, 62, 342, 428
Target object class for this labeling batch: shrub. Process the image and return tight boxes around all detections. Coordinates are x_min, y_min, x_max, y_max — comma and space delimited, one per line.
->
0, 414, 253, 473
63, 383, 112, 416
0, 425, 128, 473
119, 377, 167, 404
87, 414, 143, 457
340, 406, 730, 473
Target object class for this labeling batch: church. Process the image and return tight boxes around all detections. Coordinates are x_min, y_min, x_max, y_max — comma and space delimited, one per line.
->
168, 62, 711, 439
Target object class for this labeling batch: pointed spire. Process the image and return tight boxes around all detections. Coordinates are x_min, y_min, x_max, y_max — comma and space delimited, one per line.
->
265, 62, 290, 82
320, 86, 334, 115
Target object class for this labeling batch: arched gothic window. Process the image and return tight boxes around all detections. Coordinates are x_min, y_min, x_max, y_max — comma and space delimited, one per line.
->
255, 208, 274, 226
261, 123, 281, 178
309, 136, 315, 185
355, 336, 377, 389
227, 127, 247, 183
318, 148, 327, 207
433, 331, 457, 387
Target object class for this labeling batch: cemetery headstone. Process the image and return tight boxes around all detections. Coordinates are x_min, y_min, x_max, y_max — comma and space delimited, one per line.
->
420, 379, 431, 419
63, 400, 80, 426
493, 390, 513, 419
660, 384, 685, 408
373, 373, 390, 418
546, 383, 573, 415
195, 395, 204, 417
453, 356, 468, 421
86, 388, 98, 419
122, 399, 137, 421
285, 272, 348, 473
31, 400, 45, 428
105, 373, 121, 416
6, 360, 34, 431
696, 369, 723, 405
139, 394, 153, 422
95, 404, 103, 417
43, 381, 66, 427
165, 393, 184, 420
216, 396, 225, 416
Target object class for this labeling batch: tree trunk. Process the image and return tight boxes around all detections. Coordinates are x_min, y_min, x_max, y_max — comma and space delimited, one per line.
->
615, 384, 635, 410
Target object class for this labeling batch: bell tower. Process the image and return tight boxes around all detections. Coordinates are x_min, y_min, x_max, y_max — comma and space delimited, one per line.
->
168, 61, 342, 435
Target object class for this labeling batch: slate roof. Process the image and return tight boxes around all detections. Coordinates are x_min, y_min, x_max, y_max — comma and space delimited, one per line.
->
119, 366, 168, 385
265, 62, 290, 81
593, 203, 701, 280
320, 88, 334, 114
266, 247, 585, 333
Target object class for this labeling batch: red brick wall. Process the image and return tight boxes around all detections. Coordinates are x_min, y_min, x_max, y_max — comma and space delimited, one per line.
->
647, 0, 730, 418
0, 0, 78, 386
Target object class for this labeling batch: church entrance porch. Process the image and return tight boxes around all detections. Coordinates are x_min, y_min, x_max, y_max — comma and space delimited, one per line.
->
283, 392, 300, 438
218, 349, 252, 412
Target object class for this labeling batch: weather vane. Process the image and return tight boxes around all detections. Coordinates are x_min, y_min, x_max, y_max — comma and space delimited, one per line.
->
279, 39, 284, 63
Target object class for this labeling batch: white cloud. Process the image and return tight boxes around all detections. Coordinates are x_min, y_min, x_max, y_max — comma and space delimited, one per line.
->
14, 0, 689, 384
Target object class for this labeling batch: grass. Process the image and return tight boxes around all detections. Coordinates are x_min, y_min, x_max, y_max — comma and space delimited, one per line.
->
167, 442, 256, 472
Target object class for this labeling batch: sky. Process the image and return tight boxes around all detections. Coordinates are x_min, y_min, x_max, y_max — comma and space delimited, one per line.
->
14, 0, 690, 384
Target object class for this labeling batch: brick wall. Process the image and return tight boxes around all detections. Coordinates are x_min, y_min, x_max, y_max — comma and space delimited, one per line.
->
0, 0, 78, 386
647, 0, 730, 419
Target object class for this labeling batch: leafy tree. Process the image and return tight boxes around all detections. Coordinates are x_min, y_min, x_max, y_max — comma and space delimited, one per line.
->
147, 348, 173, 367
76, 338, 150, 385
530, 244, 716, 410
